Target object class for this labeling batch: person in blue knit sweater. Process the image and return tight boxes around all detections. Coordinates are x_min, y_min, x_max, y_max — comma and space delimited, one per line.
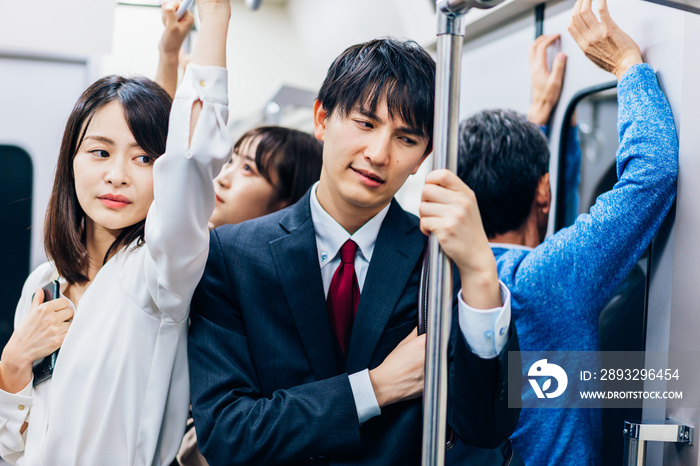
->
455, 0, 679, 464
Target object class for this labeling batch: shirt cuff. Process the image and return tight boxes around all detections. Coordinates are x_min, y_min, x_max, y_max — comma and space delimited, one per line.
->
177, 63, 229, 106
457, 281, 511, 359
0, 378, 33, 425
348, 369, 381, 425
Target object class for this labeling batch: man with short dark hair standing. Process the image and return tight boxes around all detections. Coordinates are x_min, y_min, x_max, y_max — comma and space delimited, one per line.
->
189, 37, 520, 465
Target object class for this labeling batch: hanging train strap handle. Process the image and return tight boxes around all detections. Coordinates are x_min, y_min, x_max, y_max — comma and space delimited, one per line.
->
177, 0, 262, 20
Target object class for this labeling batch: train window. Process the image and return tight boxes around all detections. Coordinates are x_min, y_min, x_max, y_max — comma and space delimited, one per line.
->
556, 85, 647, 466
0, 145, 33, 350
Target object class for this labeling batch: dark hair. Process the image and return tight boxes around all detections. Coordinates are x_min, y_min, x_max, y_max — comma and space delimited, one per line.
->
317, 37, 436, 153
457, 109, 550, 238
234, 126, 323, 206
44, 75, 172, 283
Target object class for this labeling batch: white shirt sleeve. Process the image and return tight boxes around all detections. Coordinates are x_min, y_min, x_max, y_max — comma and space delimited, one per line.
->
142, 64, 233, 322
0, 379, 33, 465
348, 370, 381, 425
457, 281, 511, 359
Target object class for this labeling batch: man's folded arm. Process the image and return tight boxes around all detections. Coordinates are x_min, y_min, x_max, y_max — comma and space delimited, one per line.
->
447, 280, 521, 448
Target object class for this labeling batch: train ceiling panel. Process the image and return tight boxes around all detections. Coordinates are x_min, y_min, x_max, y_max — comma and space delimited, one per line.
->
643, 0, 700, 13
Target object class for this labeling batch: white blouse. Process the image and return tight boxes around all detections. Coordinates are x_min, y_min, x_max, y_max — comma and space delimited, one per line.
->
0, 65, 231, 466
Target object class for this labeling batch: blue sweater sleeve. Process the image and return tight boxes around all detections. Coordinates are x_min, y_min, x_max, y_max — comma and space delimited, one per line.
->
500, 64, 678, 327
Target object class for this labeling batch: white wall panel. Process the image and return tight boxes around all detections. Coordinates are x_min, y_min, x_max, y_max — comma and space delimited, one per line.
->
0, 0, 114, 56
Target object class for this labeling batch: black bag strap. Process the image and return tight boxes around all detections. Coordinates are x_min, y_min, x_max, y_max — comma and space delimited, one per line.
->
418, 242, 521, 465
418, 241, 430, 336
417, 241, 456, 449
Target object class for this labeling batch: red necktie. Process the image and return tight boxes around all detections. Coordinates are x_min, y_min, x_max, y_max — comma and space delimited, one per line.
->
327, 240, 360, 356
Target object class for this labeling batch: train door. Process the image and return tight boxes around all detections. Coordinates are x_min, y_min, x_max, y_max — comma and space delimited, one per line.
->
0, 51, 93, 348
0, 145, 32, 350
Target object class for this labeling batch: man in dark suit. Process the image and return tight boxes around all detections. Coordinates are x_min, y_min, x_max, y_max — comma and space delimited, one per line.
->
189, 37, 520, 465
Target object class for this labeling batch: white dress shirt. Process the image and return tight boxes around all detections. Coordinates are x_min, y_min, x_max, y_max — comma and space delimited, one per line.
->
309, 183, 511, 424
0, 65, 232, 465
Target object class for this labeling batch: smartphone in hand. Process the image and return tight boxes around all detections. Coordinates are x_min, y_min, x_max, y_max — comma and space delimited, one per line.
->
32, 280, 60, 386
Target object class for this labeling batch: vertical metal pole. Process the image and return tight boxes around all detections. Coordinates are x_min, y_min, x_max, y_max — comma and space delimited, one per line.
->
623, 437, 645, 466
421, 10, 466, 466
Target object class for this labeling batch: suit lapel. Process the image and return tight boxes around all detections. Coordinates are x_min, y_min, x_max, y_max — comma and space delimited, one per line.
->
346, 200, 426, 373
269, 193, 338, 380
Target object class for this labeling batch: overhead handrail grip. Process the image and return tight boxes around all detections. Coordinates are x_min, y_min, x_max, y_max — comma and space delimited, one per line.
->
438, 0, 505, 15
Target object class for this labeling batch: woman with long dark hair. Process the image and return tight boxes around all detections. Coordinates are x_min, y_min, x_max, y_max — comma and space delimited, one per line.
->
0, 0, 232, 464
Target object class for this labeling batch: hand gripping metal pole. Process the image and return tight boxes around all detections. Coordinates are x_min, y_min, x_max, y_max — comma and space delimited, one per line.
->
420, 8, 465, 466
421, 1, 504, 465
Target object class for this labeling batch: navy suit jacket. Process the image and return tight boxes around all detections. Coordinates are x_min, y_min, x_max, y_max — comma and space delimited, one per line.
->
189, 191, 520, 465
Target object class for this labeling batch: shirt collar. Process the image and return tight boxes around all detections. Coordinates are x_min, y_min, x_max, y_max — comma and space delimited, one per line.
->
489, 242, 535, 252
309, 181, 391, 269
